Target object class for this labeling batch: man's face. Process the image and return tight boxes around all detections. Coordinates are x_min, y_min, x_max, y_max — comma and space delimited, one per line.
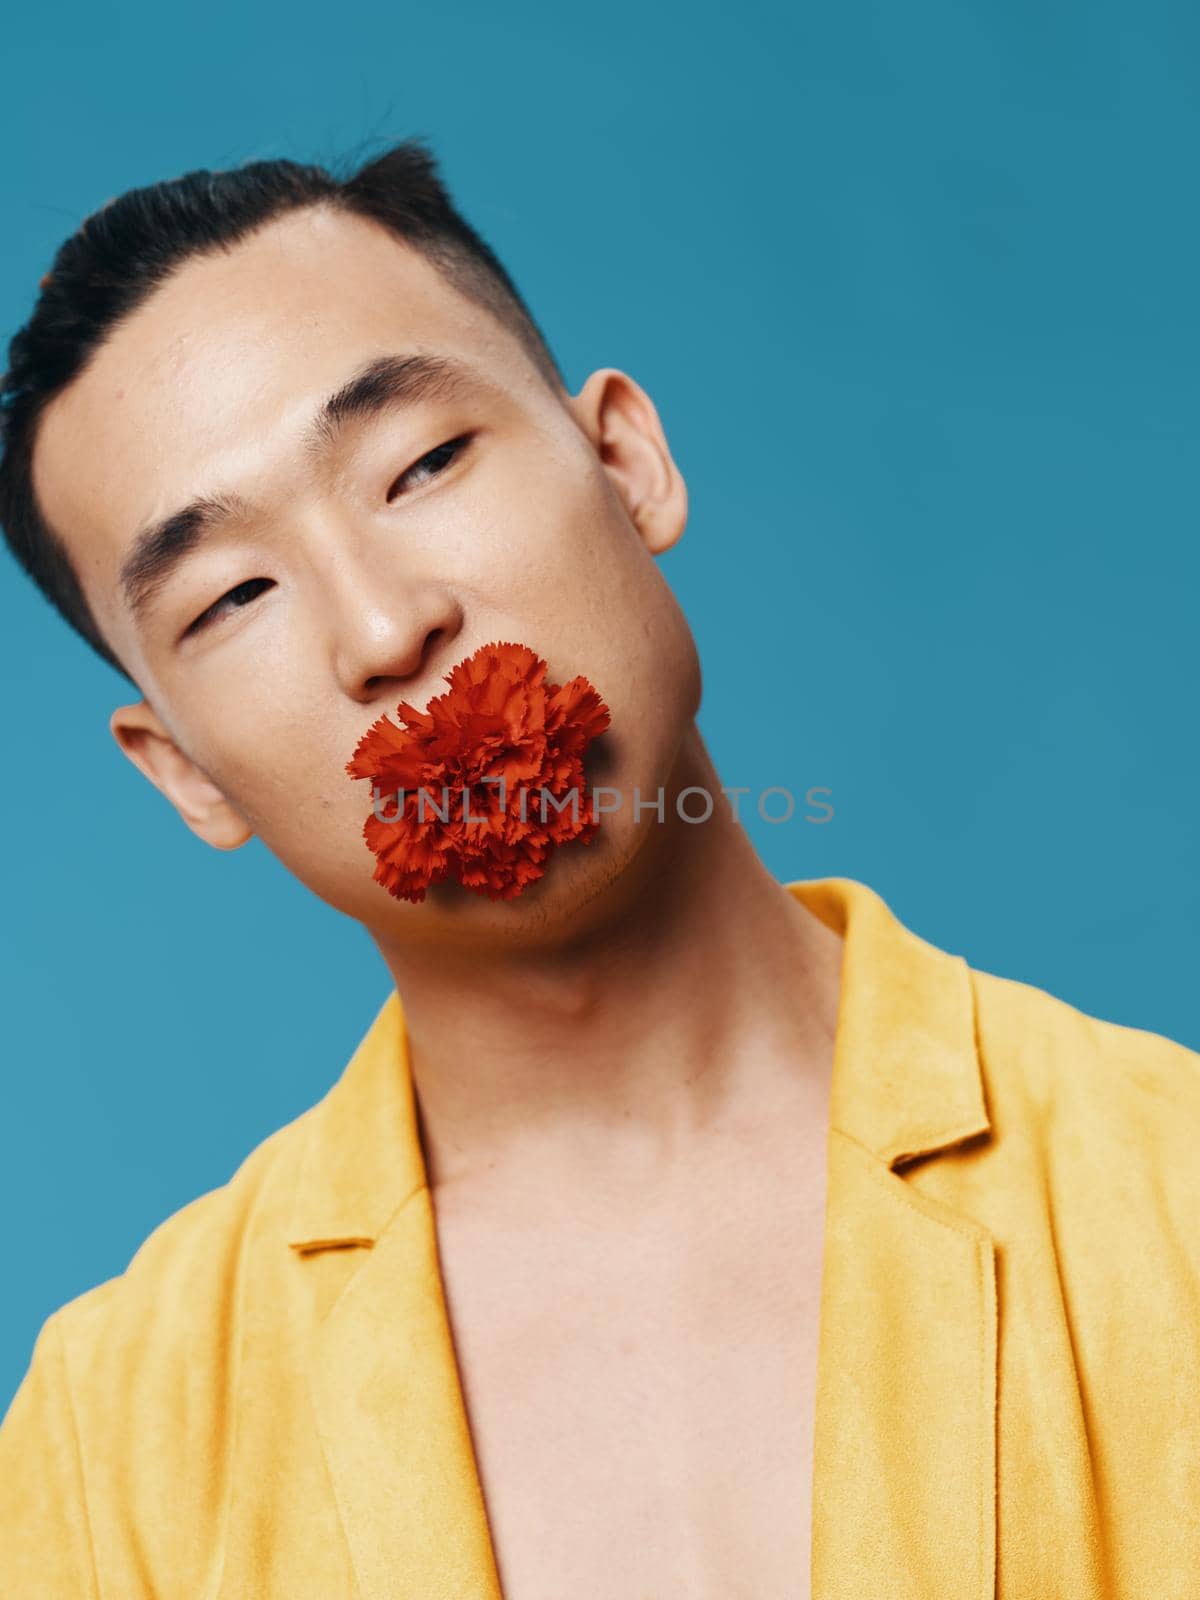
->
32, 205, 698, 942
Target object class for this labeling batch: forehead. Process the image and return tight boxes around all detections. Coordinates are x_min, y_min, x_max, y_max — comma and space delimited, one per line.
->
31, 206, 535, 639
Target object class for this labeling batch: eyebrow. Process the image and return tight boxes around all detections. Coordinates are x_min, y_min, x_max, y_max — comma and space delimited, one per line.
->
119, 352, 480, 627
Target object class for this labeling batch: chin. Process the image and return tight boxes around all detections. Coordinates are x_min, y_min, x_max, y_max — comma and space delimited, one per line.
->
395, 815, 643, 949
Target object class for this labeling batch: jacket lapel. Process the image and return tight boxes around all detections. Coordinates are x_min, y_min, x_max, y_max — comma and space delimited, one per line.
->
791, 879, 997, 1600
285, 993, 504, 1600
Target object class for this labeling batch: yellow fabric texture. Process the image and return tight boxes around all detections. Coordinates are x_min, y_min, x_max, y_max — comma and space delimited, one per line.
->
2, 876, 1198, 1598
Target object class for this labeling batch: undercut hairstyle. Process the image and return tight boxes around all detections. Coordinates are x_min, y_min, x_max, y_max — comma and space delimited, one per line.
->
0, 139, 567, 684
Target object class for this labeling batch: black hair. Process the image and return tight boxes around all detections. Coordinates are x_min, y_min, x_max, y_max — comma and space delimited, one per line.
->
0, 138, 566, 684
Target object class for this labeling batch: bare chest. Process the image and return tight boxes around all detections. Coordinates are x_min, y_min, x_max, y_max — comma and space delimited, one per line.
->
432, 1169, 825, 1600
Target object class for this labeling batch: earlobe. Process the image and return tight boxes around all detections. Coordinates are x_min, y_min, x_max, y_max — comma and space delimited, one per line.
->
108, 700, 254, 852
570, 367, 689, 557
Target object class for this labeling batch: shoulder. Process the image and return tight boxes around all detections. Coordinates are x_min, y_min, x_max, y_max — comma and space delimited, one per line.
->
966, 961, 1200, 1203
971, 960, 1200, 1115
63, 1094, 314, 1341
0, 1097, 322, 1588
2, 1092, 317, 1452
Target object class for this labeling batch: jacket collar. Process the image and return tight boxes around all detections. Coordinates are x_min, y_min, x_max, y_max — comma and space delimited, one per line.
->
284, 984, 425, 1252
284, 874, 991, 1252
795, 876, 990, 1167
276, 873, 998, 1600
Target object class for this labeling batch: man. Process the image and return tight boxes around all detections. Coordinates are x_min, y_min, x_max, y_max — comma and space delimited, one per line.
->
0, 139, 1196, 1600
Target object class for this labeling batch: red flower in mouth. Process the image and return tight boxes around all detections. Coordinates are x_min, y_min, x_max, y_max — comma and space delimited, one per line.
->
344, 640, 611, 903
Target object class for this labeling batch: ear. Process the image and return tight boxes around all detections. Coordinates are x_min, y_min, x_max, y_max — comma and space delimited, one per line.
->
568, 368, 688, 556
109, 699, 254, 852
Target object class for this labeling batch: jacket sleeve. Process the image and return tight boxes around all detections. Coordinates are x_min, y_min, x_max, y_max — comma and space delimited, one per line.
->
0, 1310, 99, 1598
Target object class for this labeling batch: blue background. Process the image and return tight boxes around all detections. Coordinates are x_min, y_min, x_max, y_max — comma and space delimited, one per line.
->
2, 0, 1197, 1409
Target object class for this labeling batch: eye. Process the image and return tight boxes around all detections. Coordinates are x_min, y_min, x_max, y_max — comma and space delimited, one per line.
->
387, 433, 473, 500
178, 435, 473, 642
183, 576, 275, 639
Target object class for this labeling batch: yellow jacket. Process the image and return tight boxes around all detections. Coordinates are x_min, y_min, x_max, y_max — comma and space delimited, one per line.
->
2, 876, 1198, 1598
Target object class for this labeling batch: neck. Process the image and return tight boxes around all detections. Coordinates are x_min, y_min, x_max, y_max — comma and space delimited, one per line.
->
369, 724, 845, 1197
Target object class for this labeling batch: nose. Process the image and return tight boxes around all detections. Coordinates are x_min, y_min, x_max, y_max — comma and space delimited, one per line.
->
330, 574, 466, 706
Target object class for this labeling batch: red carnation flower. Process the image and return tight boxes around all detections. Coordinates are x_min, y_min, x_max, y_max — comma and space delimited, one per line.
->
344, 640, 611, 903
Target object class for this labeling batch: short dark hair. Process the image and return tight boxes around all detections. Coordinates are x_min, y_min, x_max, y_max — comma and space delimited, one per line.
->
0, 138, 566, 684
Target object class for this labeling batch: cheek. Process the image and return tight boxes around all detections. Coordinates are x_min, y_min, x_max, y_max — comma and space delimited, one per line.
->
479, 478, 647, 648
181, 699, 333, 839
477, 467, 695, 728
